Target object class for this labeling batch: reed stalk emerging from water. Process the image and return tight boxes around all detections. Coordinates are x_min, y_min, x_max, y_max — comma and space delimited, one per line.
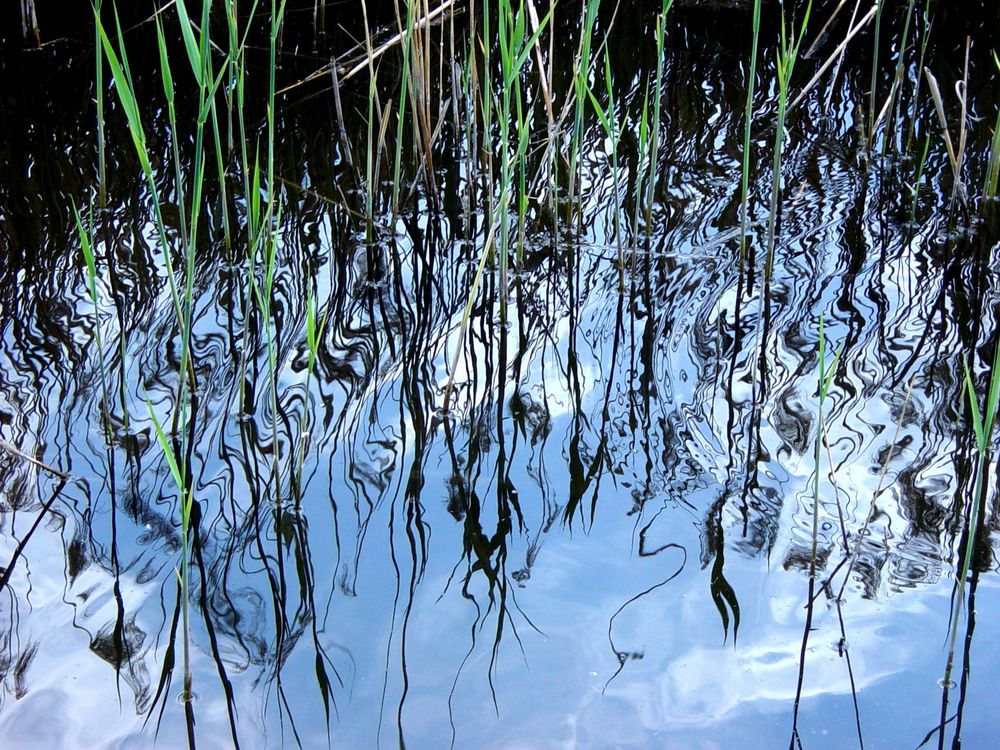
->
293, 286, 329, 506
982, 52, 1000, 202
910, 134, 931, 221
789, 313, 840, 749
567, 0, 601, 230
646, 0, 673, 226
738, 0, 762, 270
939, 341, 1000, 736
73, 201, 113, 436
764, 0, 811, 285
361, 0, 380, 241
249, 200, 284, 506
391, 0, 418, 219
866, 0, 885, 146
587, 50, 624, 289
95, 0, 106, 207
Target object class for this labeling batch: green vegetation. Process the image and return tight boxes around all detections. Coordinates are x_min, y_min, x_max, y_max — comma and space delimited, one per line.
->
738, 0, 762, 270
94, 0, 285, 737
983, 52, 1000, 201
60, 1, 1000, 745
944, 343, 1000, 698
764, 0, 811, 284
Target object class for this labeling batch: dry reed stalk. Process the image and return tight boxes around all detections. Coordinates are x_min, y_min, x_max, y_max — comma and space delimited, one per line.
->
21, 0, 41, 46
526, 0, 557, 214
330, 59, 354, 168
375, 98, 393, 197
923, 40, 971, 210
0, 439, 73, 481
825, 0, 864, 104
803, 0, 859, 60
790, 3, 877, 111
526, 0, 556, 128
955, 39, 971, 193
410, 0, 440, 201
276, 0, 457, 96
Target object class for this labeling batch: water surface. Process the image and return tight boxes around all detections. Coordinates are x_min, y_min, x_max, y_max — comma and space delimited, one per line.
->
1, 2, 1000, 748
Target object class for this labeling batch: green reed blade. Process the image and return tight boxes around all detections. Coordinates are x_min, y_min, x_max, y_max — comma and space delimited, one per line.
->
72, 201, 99, 306
739, 0, 762, 267
984, 52, 1000, 200
963, 358, 985, 451
155, 15, 175, 104
148, 401, 185, 494
983, 336, 1000, 444
174, 0, 204, 84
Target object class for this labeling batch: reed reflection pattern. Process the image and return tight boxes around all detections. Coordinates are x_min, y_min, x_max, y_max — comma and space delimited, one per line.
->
1, 1, 999, 748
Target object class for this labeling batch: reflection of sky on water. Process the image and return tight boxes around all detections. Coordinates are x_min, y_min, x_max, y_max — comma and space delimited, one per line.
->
3, 218, 994, 747
342, 493, 993, 750
3, 9, 1000, 748
384, 536, 991, 749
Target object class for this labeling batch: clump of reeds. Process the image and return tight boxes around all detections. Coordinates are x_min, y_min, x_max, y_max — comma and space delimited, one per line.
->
94, 1, 276, 737
442, 0, 550, 409
872, 0, 917, 152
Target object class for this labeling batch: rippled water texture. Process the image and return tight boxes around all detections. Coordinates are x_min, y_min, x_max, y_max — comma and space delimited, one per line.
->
2, 2, 1000, 748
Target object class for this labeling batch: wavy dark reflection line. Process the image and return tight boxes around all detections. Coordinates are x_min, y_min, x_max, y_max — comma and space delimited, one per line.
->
604, 543, 686, 691
3, 7, 1000, 750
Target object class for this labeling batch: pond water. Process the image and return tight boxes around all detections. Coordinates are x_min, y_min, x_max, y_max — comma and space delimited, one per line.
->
1, 2, 999, 748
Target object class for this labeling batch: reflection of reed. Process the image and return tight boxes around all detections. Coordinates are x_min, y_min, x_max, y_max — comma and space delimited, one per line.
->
3, 4, 1000, 748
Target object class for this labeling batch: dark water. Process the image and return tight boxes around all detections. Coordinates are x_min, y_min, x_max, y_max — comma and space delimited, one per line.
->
2, 2, 1000, 748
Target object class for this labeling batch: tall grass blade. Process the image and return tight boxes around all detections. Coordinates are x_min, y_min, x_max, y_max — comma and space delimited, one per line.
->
738, 0, 762, 268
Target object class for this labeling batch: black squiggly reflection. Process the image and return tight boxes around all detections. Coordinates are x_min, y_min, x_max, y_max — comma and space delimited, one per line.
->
2, 3, 1000, 749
